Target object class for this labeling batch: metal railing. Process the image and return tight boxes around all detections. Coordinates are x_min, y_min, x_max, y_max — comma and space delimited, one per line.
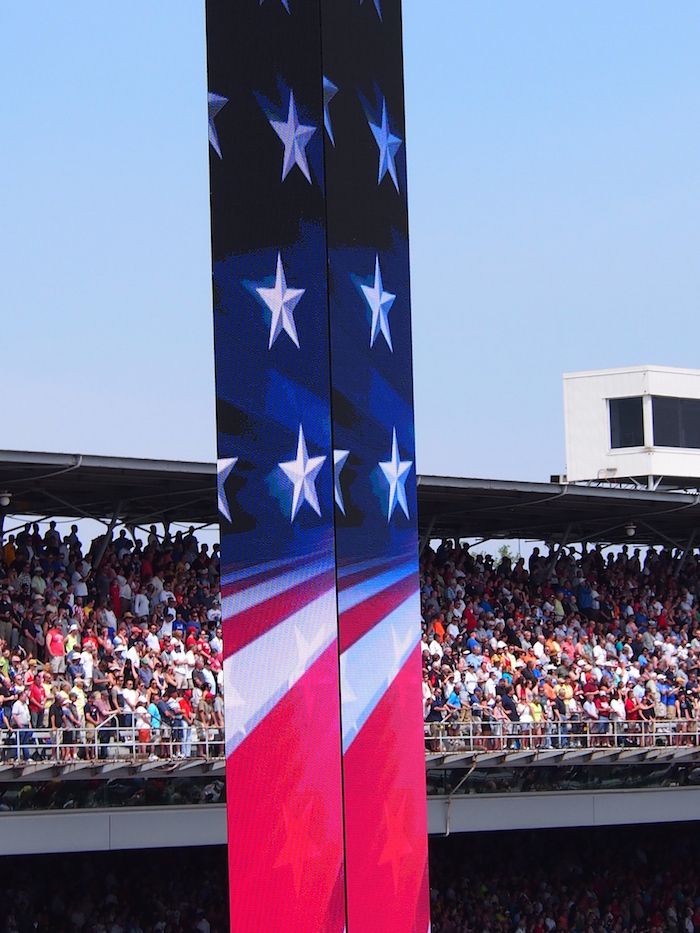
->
6, 716, 699, 766
1, 714, 225, 765
425, 717, 700, 754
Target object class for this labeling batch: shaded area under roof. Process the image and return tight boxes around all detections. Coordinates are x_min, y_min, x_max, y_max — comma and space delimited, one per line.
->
1, 451, 699, 547
417, 475, 700, 548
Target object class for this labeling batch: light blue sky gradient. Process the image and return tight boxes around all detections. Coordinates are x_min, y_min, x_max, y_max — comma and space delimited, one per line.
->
1, 1, 699, 482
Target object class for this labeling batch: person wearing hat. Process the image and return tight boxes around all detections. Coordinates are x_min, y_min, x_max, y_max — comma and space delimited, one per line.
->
65, 650, 84, 687
30, 567, 46, 599
65, 622, 81, 657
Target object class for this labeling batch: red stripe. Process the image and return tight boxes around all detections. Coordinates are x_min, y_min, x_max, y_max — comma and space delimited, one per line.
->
224, 568, 335, 658
226, 642, 346, 933
337, 555, 409, 592
342, 644, 430, 933
339, 573, 417, 654
222, 555, 309, 598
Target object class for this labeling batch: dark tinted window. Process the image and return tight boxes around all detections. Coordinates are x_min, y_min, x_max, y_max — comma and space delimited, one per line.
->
652, 396, 700, 448
609, 396, 644, 448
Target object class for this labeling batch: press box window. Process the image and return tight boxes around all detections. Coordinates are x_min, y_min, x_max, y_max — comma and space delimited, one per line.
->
652, 396, 700, 449
609, 396, 644, 449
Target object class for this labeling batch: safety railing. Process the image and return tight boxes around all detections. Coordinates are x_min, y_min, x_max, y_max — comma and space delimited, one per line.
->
0, 714, 225, 765
425, 717, 700, 754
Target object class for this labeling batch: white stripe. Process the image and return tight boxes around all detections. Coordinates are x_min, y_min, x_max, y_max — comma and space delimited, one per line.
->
221, 554, 298, 587
223, 556, 333, 619
224, 587, 337, 757
337, 560, 416, 614
340, 589, 421, 754
337, 556, 393, 579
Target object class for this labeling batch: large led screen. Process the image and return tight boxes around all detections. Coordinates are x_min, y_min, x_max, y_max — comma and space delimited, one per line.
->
206, 2, 429, 931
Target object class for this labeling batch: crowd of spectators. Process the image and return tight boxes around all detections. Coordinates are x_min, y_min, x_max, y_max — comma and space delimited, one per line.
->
430, 821, 700, 933
1, 847, 228, 933
5, 823, 700, 932
421, 540, 700, 750
0, 522, 224, 762
6, 516, 700, 762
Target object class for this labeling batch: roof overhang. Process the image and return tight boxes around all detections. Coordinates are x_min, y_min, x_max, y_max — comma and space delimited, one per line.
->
416, 474, 700, 547
1, 450, 700, 546
0, 450, 215, 528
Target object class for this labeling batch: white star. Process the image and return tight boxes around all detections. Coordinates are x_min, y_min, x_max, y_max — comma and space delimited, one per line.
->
279, 425, 326, 522
260, 0, 290, 11
333, 449, 350, 515
217, 457, 237, 523
360, 0, 382, 18
270, 91, 316, 183
323, 76, 338, 146
256, 253, 305, 349
208, 93, 228, 159
388, 622, 416, 686
378, 428, 412, 521
361, 254, 395, 351
288, 623, 329, 689
368, 97, 402, 191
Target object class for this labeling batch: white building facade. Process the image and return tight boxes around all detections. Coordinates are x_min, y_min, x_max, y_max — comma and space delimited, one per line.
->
564, 366, 700, 487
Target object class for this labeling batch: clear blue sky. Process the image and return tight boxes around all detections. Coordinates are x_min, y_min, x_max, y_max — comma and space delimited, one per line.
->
2, 1, 699, 482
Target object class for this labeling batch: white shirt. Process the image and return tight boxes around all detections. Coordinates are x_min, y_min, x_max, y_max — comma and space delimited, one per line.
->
146, 632, 160, 653
428, 639, 443, 659
610, 698, 626, 721
210, 633, 223, 655
72, 570, 88, 598
134, 593, 150, 618
12, 699, 30, 727
80, 650, 94, 682
170, 642, 189, 677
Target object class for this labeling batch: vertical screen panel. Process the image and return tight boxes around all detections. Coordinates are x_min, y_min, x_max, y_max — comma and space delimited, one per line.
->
205, 4, 346, 932
321, 2, 431, 932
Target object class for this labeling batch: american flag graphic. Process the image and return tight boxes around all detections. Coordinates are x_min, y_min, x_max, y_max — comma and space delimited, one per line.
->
206, 1, 429, 931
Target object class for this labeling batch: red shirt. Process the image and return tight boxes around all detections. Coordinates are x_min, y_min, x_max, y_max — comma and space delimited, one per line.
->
29, 680, 45, 714
46, 628, 65, 658
140, 558, 153, 583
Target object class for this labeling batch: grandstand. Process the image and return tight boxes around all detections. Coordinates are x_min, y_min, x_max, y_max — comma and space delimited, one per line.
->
5, 820, 700, 932
4, 448, 700, 929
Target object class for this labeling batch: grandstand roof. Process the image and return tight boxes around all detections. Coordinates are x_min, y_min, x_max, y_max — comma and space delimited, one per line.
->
1, 450, 700, 546
417, 475, 700, 547
0, 450, 215, 528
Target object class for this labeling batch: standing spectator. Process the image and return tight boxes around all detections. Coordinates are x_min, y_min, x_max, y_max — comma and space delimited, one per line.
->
11, 688, 33, 760
28, 671, 46, 729
45, 618, 66, 675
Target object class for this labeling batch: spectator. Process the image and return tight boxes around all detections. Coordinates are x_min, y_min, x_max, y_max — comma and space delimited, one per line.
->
421, 539, 700, 752
0, 522, 223, 763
